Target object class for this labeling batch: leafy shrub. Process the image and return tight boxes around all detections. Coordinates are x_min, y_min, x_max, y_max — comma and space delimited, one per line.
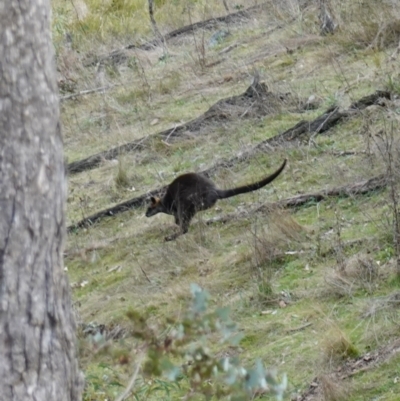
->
126, 284, 287, 400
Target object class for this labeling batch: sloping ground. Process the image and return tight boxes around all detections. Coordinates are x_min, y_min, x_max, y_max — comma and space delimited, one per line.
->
66, 80, 299, 174
67, 89, 391, 231
84, 3, 265, 63
60, 1, 400, 400
296, 338, 400, 401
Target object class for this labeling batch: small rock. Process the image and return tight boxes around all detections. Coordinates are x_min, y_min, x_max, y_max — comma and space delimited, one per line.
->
261, 310, 274, 315
80, 280, 89, 287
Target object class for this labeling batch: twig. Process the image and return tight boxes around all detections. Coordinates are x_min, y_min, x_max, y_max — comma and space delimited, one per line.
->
307, 107, 339, 151
330, 150, 372, 157
287, 322, 312, 333
239, 101, 256, 119
138, 262, 152, 284
115, 351, 146, 401
164, 125, 178, 143
218, 43, 239, 55
60, 84, 118, 102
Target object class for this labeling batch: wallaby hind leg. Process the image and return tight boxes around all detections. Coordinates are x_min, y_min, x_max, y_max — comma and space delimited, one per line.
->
165, 223, 189, 241
165, 216, 181, 241
165, 209, 194, 242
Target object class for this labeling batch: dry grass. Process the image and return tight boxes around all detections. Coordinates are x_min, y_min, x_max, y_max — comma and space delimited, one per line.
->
250, 209, 306, 269
325, 252, 380, 297
320, 326, 359, 366
320, 374, 350, 401
362, 289, 400, 319
114, 157, 131, 189
57, 0, 400, 399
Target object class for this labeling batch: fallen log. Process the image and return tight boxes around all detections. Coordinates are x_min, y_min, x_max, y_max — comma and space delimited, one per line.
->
67, 81, 294, 174
204, 174, 387, 226
84, 4, 262, 67
67, 187, 165, 233
66, 89, 390, 175
67, 174, 387, 233
66, 90, 391, 231
202, 90, 390, 176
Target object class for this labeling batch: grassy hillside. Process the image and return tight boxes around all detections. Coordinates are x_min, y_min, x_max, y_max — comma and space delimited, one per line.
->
58, 0, 400, 400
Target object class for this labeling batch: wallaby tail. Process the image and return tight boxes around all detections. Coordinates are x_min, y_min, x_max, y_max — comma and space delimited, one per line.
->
217, 159, 287, 199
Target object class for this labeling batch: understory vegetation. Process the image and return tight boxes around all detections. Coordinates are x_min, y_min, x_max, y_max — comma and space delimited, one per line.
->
59, 0, 400, 400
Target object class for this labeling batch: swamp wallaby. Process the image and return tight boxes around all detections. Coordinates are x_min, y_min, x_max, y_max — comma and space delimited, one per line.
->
146, 159, 287, 241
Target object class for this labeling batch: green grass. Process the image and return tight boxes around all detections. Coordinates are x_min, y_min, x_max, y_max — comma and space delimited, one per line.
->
58, 0, 400, 399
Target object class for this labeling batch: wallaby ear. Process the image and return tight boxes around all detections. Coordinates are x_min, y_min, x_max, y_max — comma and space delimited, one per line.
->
150, 196, 159, 205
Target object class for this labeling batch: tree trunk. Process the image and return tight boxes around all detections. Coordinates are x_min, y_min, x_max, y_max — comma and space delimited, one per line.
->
0, 1, 83, 400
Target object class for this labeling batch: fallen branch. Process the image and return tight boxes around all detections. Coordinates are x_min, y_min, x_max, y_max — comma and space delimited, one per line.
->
60, 84, 118, 102
85, 4, 261, 67
276, 173, 387, 208
67, 81, 295, 174
202, 90, 391, 176
66, 89, 390, 175
67, 174, 387, 233
67, 187, 165, 232
204, 174, 387, 226
286, 322, 312, 333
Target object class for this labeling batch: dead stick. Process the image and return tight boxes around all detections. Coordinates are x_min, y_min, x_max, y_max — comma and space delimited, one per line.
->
115, 351, 146, 401
60, 84, 118, 102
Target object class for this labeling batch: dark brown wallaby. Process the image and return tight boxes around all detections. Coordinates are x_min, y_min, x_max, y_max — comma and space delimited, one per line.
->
146, 159, 287, 241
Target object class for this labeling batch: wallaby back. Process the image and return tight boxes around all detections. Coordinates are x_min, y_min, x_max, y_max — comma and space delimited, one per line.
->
216, 159, 287, 199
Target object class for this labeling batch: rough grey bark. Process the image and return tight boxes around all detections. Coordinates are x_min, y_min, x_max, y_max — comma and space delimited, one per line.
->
0, 1, 83, 401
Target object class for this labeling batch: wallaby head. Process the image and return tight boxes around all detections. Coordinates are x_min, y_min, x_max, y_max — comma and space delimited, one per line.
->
145, 196, 167, 217
145, 159, 287, 241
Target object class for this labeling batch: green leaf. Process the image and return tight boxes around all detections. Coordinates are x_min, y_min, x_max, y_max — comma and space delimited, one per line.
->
229, 332, 244, 346
190, 283, 209, 313
215, 306, 231, 321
